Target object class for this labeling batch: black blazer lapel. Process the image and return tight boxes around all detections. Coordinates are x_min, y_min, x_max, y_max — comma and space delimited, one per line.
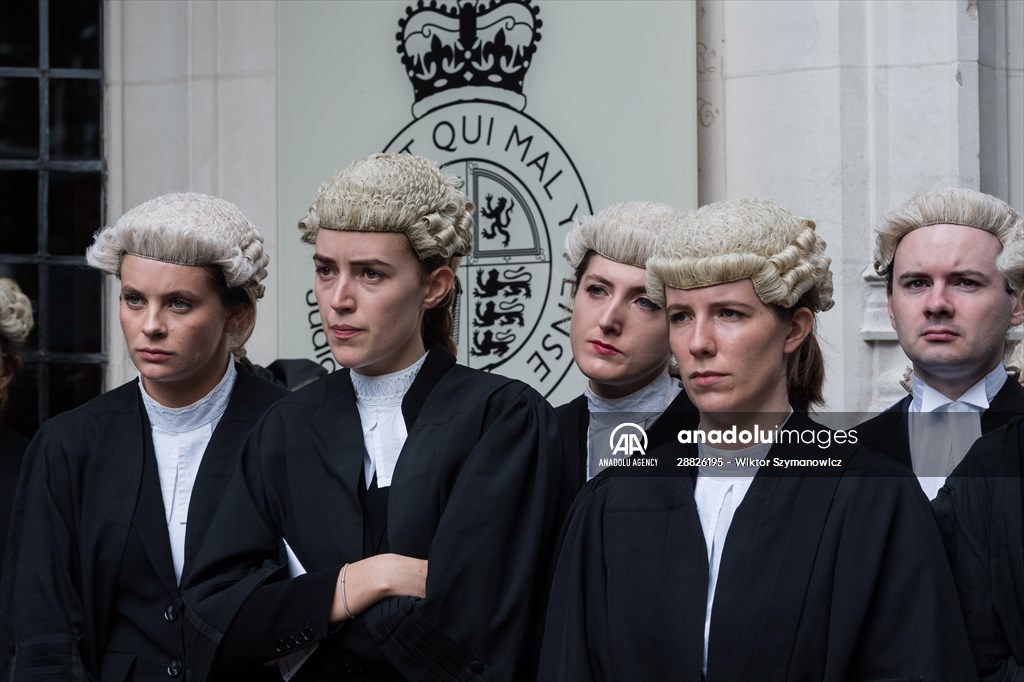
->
183, 368, 285, 574
85, 385, 151, 657
671, 476, 712, 679
383, 346, 457, 557
401, 343, 456, 429
555, 395, 589, 491
296, 370, 367, 570
133, 410, 179, 593
182, 428, 240, 575
991, 422, 1024, 657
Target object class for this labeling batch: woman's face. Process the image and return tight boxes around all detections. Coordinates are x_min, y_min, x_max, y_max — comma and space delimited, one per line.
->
313, 229, 452, 376
119, 254, 238, 408
665, 279, 810, 418
569, 254, 671, 399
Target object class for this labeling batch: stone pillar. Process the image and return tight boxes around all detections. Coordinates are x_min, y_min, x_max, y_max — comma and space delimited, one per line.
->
103, 0, 279, 387
695, 0, 1020, 411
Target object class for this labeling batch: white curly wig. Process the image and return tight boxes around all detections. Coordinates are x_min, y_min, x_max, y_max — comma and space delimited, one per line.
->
298, 153, 474, 269
0, 277, 34, 345
874, 187, 1023, 293
85, 192, 269, 301
647, 198, 835, 312
565, 201, 685, 270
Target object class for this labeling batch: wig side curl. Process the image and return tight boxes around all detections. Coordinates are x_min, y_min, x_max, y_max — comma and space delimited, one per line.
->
0, 278, 34, 344
646, 198, 834, 312
998, 227, 1024, 301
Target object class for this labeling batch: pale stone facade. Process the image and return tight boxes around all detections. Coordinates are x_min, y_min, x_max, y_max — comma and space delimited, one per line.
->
104, 0, 279, 387
103, 0, 1023, 411
696, 0, 1024, 411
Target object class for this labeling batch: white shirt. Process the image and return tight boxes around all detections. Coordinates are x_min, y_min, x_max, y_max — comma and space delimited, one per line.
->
350, 353, 427, 489
139, 359, 236, 584
908, 364, 1006, 499
583, 371, 683, 479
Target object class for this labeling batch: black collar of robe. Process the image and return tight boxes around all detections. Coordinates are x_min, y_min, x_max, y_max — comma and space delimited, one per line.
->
399, 342, 457, 429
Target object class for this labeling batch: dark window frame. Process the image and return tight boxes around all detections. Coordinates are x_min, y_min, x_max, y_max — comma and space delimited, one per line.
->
1, 0, 105, 434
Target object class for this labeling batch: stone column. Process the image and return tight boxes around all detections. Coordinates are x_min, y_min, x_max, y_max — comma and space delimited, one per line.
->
103, 0, 279, 387
695, 0, 1020, 411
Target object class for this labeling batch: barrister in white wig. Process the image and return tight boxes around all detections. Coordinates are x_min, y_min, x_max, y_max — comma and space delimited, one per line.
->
1, 193, 288, 682
540, 198, 975, 681
857, 188, 1024, 499
183, 153, 565, 682
556, 201, 696, 493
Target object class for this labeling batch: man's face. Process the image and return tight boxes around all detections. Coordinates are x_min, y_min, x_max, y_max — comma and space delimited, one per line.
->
887, 223, 1024, 395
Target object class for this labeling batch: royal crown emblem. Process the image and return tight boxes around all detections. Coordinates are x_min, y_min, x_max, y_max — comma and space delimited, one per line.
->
397, 0, 542, 116
387, 0, 589, 398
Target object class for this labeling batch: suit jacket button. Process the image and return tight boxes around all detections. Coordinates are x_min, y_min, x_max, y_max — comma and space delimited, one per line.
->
163, 604, 179, 623
303, 627, 314, 641
402, 601, 415, 615
166, 659, 182, 677
275, 640, 286, 653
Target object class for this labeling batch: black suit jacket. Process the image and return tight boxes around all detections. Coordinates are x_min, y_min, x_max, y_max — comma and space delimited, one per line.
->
933, 417, 1024, 682
0, 424, 29, 681
0, 424, 29, 568
0, 365, 286, 682
856, 374, 1024, 471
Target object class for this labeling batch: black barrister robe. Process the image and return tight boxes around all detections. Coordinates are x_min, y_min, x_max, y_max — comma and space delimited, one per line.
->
555, 384, 698, 499
183, 346, 566, 682
933, 416, 1024, 681
0, 365, 286, 682
0, 423, 29, 679
0, 424, 29, 567
856, 374, 1024, 471
539, 413, 976, 681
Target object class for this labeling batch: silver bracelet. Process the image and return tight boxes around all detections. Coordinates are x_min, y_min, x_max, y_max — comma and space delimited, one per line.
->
340, 562, 355, 620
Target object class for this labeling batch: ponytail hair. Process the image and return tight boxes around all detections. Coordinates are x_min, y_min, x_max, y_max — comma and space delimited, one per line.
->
419, 254, 459, 355
776, 290, 825, 412
786, 327, 825, 412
